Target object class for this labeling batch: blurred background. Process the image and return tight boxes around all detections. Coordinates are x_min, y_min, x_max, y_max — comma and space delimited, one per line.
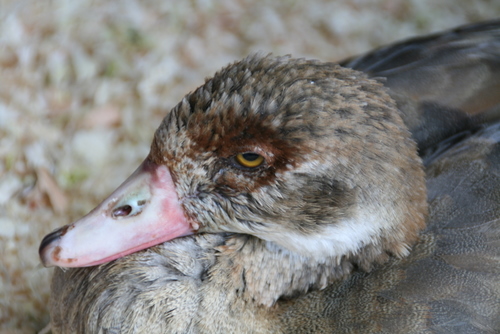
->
0, 0, 499, 332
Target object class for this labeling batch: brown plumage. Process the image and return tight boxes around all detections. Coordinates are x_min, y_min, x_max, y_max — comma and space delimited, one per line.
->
42, 20, 500, 333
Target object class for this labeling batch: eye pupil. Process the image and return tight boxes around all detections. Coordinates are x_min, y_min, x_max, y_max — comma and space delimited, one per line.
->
242, 153, 260, 161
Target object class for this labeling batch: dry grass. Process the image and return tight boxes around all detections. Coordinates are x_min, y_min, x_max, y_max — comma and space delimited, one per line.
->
1, 0, 499, 332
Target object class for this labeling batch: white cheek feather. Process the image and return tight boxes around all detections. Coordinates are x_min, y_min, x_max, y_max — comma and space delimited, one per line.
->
260, 209, 384, 261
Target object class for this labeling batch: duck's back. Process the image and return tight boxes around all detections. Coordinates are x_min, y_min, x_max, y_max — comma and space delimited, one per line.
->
341, 19, 500, 153
277, 122, 500, 333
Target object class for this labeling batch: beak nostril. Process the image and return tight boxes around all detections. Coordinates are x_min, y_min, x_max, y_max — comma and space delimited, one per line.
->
112, 205, 133, 218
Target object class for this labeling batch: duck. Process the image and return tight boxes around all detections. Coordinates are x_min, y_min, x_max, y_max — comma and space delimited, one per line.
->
39, 20, 500, 333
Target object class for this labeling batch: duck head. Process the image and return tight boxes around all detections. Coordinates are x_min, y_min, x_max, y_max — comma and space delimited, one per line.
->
40, 55, 427, 271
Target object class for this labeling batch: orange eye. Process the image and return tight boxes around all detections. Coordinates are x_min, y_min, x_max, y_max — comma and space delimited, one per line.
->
235, 153, 265, 168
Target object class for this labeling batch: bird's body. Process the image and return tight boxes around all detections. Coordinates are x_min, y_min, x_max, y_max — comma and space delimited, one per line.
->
41, 20, 500, 333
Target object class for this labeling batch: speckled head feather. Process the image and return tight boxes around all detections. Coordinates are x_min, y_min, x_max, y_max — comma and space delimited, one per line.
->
150, 54, 427, 281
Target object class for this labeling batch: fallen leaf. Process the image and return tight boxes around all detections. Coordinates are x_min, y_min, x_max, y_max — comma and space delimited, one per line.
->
82, 104, 121, 128
35, 167, 68, 214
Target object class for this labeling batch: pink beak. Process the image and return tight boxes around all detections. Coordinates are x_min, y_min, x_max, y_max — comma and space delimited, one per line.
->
39, 159, 193, 267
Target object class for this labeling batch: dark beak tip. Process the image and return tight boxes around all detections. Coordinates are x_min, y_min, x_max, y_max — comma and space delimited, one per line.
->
38, 227, 64, 263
